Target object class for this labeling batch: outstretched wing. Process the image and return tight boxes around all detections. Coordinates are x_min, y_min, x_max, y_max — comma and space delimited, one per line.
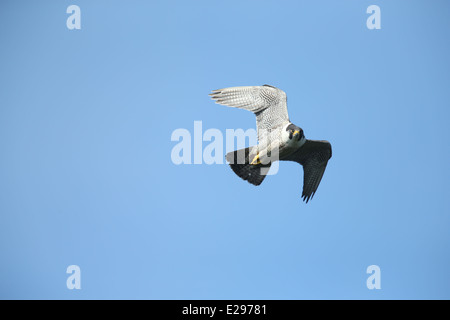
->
282, 140, 332, 203
209, 85, 290, 138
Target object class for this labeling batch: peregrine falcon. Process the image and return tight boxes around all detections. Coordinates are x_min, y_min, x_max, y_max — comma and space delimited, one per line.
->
209, 85, 332, 203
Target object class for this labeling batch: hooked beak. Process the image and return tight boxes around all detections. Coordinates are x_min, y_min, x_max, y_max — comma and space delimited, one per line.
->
292, 130, 302, 141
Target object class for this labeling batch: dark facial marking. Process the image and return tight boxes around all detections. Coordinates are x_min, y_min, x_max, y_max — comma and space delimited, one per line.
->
286, 124, 299, 132
298, 129, 304, 141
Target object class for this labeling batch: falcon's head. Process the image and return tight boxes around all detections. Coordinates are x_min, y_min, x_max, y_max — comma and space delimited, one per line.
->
286, 123, 304, 141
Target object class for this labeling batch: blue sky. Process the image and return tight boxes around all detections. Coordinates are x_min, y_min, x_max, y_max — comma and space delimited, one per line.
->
0, 0, 449, 299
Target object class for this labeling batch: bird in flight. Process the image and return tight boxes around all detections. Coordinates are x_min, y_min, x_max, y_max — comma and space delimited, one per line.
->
209, 85, 332, 203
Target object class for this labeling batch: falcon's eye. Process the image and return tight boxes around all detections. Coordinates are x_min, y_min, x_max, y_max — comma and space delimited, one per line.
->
289, 130, 293, 140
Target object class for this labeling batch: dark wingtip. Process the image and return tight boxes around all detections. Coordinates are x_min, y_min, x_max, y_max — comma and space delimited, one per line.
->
302, 193, 311, 203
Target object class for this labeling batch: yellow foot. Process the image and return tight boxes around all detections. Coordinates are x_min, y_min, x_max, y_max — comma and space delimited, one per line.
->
250, 154, 261, 165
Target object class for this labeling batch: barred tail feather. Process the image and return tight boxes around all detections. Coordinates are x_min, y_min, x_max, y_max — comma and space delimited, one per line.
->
225, 147, 271, 186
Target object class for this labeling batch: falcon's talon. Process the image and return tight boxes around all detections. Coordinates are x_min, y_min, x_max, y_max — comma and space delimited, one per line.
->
250, 154, 261, 165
